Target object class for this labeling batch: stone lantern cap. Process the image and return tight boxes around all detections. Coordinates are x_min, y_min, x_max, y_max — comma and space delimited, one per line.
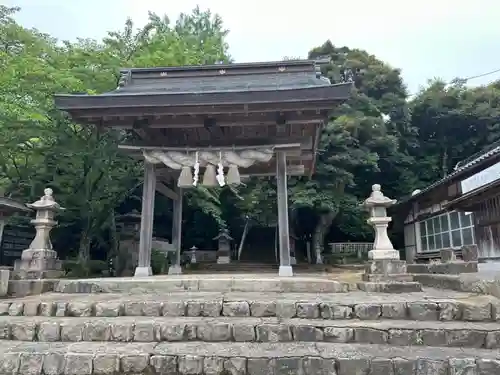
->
362, 184, 397, 209
213, 228, 233, 241
26, 188, 64, 211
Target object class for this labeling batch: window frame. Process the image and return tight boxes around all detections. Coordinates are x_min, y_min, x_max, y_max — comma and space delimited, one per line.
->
418, 211, 475, 252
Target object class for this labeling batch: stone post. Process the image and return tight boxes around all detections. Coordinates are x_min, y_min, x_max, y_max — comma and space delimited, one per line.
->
135, 161, 156, 277
168, 188, 183, 275
13, 188, 64, 279
360, 184, 418, 289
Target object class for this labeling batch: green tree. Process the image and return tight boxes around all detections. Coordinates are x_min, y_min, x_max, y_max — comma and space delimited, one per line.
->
0, 6, 231, 265
410, 79, 500, 185
289, 41, 416, 257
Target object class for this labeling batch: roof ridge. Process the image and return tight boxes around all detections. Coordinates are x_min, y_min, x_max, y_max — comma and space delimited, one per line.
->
119, 59, 325, 74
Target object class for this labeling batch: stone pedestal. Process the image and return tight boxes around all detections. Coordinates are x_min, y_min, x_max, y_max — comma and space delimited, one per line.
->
362, 259, 413, 282
13, 188, 64, 280
217, 254, 230, 264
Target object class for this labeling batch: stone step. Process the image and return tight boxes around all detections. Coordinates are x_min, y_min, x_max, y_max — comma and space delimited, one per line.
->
2, 316, 500, 349
53, 276, 357, 294
1, 341, 499, 375
2, 291, 499, 322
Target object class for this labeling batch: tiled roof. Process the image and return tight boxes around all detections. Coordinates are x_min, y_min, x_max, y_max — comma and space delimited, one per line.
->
111, 62, 333, 95
54, 59, 352, 110
0, 197, 31, 213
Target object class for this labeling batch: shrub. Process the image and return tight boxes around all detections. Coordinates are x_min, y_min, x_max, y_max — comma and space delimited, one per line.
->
151, 249, 169, 275
63, 259, 108, 278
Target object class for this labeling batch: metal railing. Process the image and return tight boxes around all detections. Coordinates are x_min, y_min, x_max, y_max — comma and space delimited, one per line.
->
328, 242, 373, 258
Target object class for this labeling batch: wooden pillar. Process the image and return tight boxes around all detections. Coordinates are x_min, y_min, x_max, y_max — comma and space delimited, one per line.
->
135, 161, 156, 277
169, 188, 183, 275
276, 151, 293, 276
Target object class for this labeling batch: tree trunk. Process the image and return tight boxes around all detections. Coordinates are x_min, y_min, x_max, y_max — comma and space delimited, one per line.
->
441, 143, 448, 178
108, 211, 118, 276
78, 231, 91, 263
312, 212, 336, 264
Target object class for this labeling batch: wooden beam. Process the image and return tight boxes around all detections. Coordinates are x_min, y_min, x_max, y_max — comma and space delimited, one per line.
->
96, 112, 327, 129
119, 141, 304, 152
241, 165, 305, 177
118, 137, 313, 150
155, 181, 179, 200
68, 99, 339, 119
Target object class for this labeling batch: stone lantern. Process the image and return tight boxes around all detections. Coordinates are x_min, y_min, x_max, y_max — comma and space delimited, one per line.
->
13, 188, 64, 279
115, 210, 142, 276
189, 246, 198, 264
361, 184, 398, 260
360, 184, 416, 286
117, 210, 142, 238
214, 229, 232, 264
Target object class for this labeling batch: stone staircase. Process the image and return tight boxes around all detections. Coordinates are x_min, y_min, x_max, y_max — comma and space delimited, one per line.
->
1, 275, 500, 374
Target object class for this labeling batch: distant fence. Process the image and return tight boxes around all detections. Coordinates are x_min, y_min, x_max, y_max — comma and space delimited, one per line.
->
328, 242, 373, 259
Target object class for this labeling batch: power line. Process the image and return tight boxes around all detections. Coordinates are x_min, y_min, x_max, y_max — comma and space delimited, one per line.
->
462, 67, 500, 82
407, 67, 500, 98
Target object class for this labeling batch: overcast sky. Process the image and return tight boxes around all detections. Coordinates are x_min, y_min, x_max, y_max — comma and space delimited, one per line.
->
5, 0, 500, 94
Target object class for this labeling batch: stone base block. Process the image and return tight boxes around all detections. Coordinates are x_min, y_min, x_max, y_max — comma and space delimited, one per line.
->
13, 248, 63, 280
440, 248, 456, 262
278, 265, 293, 277
134, 266, 153, 277
11, 269, 63, 280
368, 249, 400, 260
168, 264, 182, 275
364, 259, 407, 277
0, 269, 9, 296
362, 273, 413, 282
408, 261, 478, 275
462, 244, 479, 262
358, 281, 423, 293
217, 256, 230, 264
7, 279, 57, 297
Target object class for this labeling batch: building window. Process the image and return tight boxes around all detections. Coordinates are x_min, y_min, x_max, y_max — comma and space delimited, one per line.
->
419, 211, 474, 252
